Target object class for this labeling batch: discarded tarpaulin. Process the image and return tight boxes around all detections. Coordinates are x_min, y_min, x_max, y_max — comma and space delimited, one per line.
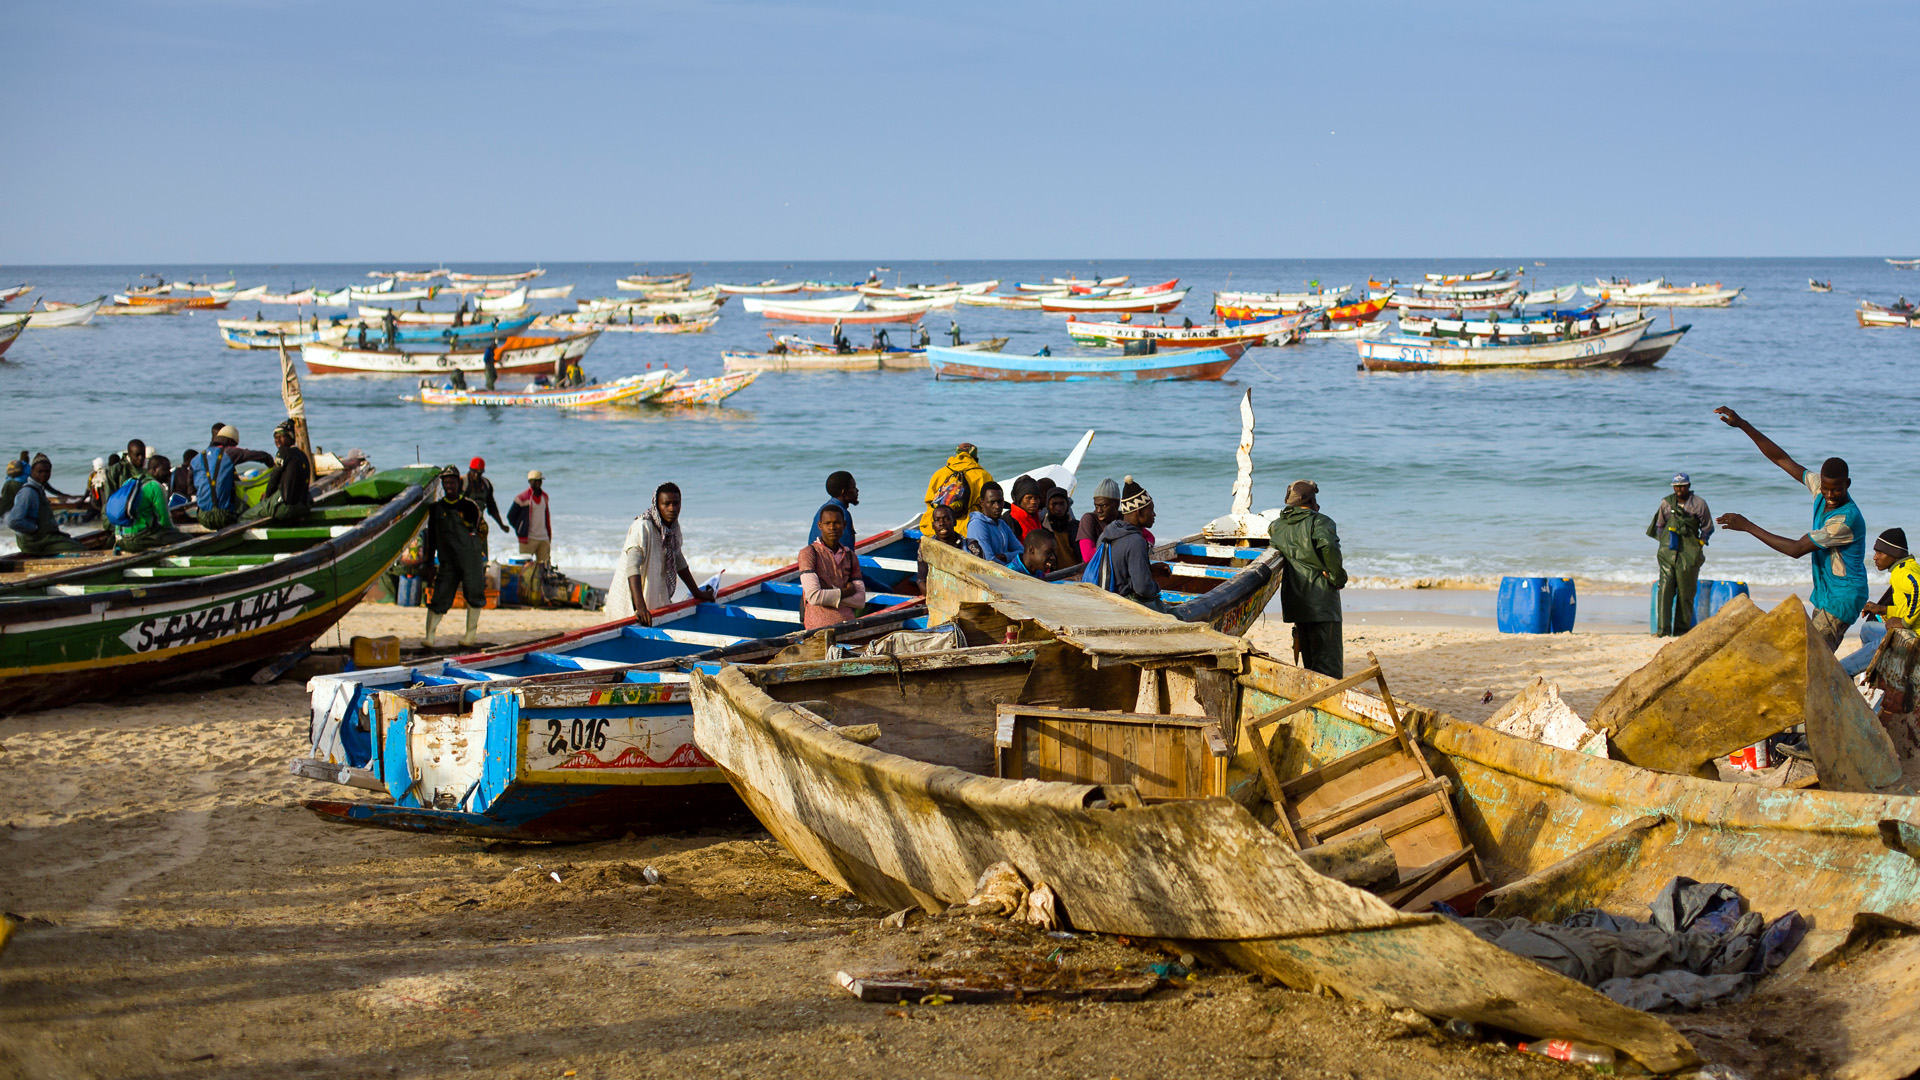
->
1589, 595, 1906, 793
1486, 677, 1607, 756
1447, 877, 1807, 1012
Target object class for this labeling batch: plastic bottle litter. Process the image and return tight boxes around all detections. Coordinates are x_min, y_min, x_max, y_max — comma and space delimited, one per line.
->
642, 866, 662, 885
1519, 1039, 1617, 1067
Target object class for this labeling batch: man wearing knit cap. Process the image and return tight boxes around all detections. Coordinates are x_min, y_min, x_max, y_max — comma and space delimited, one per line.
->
1648, 472, 1713, 636
1267, 480, 1348, 678
1715, 406, 1867, 651
1077, 477, 1123, 564
1098, 476, 1168, 611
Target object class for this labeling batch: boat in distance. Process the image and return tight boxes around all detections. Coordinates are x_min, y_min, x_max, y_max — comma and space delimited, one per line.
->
925, 342, 1243, 382
20, 297, 107, 328
723, 337, 1007, 373
301, 331, 599, 376
755, 304, 932, 325
1039, 288, 1189, 315
1067, 312, 1309, 348
1358, 317, 1652, 371
738, 294, 864, 315
409, 369, 678, 408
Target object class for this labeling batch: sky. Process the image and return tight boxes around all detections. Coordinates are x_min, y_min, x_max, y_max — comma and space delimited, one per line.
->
6, 0, 1918, 263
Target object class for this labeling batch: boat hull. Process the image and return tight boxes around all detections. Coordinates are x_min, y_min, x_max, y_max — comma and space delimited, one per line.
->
22, 297, 106, 327
410, 371, 674, 408
301, 332, 598, 376
1358, 320, 1649, 371
1039, 289, 1189, 314
654, 370, 756, 404
925, 343, 1242, 382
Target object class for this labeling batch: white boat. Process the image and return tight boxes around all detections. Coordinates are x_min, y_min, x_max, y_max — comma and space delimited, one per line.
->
1359, 317, 1652, 371
715, 280, 803, 295
1215, 285, 1351, 310
525, 284, 574, 299
1585, 281, 1743, 308
1399, 311, 1626, 337
1384, 287, 1524, 311
867, 294, 957, 311
360, 305, 528, 325
477, 286, 528, 311
21, 296, 105, 328
1299, 320, 1391, 342
1885, 258, 1920, 269
166, 278, 237, 292
448, 269, 545, 283
615, 272, 693, 291
739, 293, 865, 314
372, 269, 446, 281
257, 288, 319, 305
577, 297, 721, 318
302, 331, 600, 376
1039, 288, 1190, 314
229, 284, 268, 301
408, 369, 678, 408
956, 292, 1044, 310
1518, 283, 1579, 306
0, 284, 32, 306
1422, 268, 1512, 283
219, 319, 352, 349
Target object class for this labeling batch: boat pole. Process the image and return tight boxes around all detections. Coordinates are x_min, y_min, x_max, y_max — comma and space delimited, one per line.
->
277, 334, 313, 460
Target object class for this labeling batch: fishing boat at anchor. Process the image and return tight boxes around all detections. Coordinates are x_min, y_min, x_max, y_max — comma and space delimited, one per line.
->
1359, 317, 1652, 371
722, 336, 1007, 373
653, 370, 757, 405
301, 331, 600, 376
1212, 285, 1352, 312
0, 465, 435, 714
408, 369, 677, 408
291, 433, 1098, 840
1039, 288, 1189, 315
449, 269, 545, 283
1858, 300, 1920, 328
0, 316, 24, 358
218, 317, 355, 349
1217, 294, 1389, 326
1067, 313, 1307, 349
20, 297, 106, 328
715, 280, 803, 295
925, 342, 1241, 382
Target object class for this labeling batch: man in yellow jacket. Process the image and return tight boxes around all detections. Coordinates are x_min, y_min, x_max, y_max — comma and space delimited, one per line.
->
920, 442, 993, 537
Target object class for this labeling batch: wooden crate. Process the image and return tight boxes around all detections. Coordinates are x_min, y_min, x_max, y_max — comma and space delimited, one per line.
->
995, 705, 1229, 801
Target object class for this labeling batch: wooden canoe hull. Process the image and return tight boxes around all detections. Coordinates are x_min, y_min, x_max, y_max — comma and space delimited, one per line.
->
925, 343, 1243, 382
0, 320, 21, 357
757, 306, 930, 325
410, 371, 673, 408
301, 332, 598, 376
1359, 320, 1650, 371
654, 370, 756, 404
1039, 289, 1189, 314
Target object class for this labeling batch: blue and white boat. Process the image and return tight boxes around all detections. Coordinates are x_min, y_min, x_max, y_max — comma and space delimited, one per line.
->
924, 343, 1244, 382
387, 313, 536, 344
292, 432, 1096, 840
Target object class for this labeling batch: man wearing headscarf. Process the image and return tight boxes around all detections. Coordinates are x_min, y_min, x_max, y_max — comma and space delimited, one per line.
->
1098, 476, 1168, 611
1078, 477, 1122, 564
423, 466, 487, 648
1268, 480, 1348, 678
5, 455, 83, 555
605, 482, 715, 627
0, 453, 30, 517
1648, 472, 1713, 636
921, 442, 992, 537
242, 420, 311, 524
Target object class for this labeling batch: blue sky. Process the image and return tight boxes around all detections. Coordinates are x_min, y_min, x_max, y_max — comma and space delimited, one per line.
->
6, 0, 1916, 262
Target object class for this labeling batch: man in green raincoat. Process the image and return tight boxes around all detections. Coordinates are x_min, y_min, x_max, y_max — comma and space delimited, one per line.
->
1267, 480, 1348, 678
1648, 472, 1713, 636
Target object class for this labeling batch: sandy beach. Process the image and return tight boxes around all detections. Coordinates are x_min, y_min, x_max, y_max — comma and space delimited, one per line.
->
0, 598, 1714, 1080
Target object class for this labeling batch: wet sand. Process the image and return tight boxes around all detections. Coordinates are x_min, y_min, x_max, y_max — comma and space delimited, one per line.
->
0, 604, 1790, 1078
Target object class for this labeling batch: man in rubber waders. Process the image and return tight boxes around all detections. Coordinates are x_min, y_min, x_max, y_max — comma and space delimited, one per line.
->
1648, 472, 1713, 636
1267, 480, 1348, 678
423, 465, 487, 649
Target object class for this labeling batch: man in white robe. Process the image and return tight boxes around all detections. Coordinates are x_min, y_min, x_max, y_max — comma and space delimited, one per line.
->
605, 482, 714, 625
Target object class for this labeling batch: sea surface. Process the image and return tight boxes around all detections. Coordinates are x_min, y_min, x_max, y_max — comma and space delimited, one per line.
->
3, 258, 1914, 600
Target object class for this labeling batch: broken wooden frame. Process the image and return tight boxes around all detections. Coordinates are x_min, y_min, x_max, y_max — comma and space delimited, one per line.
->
994, 704, 1230, 801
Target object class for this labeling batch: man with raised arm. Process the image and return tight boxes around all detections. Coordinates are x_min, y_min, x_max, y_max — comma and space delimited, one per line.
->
1713, 406, 1868, 651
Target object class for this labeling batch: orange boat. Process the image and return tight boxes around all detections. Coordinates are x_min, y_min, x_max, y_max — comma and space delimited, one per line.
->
1216, 294, 1390, 325
117, 292, 231, 309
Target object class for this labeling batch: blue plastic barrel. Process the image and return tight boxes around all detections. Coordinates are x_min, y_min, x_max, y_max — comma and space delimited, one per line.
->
1497, 577, 1552, 634
395, 575, 423, 607
1709, 580, 1749, 618
1547, 577, 1577, 633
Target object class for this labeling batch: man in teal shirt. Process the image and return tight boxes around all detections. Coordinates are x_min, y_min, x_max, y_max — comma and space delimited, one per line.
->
1713, 407, 1867, 650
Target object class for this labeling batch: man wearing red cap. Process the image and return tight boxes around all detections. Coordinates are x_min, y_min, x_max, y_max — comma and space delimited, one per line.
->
465, 457, 508, 538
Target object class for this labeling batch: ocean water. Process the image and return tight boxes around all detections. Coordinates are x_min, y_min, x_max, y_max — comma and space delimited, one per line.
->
3, 258, 1914, 598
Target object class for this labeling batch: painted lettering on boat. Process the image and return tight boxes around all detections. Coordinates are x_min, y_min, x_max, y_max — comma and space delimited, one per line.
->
118, 584, 317, 653
522, 712, 713, 772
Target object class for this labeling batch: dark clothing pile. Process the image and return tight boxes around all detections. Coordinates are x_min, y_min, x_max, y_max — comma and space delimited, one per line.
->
1448, 877, 1806, 1012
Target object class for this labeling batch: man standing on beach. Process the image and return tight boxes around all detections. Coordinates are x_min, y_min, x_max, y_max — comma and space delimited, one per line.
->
508, 470, 551, 566
605, 482, 716, 627
1268, 480, 1348, 678
1713, 406, 1867, 650
423, 466, 487, 649
1648, 472, 1713, 636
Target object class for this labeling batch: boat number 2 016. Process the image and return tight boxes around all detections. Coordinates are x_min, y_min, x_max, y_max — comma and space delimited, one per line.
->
545, 718, 610, 755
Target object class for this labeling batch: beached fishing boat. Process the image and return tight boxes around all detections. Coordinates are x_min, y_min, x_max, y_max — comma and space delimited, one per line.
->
716, 280, 803, 295
0, 285, 32, 307
0, 465, 434, 714
926, 342, 1241, 381
654, 370, 757, 405
1039, 288, 1189, 315
722, 337, 1007, 373
409, 369, 677, 408
448, 269, 545, 283
1067, 312, 1307, 348
1360, 317, 1652, 371
738, 294, 864, 315
758, 304, 931, 325
0, 316, 24, 358
292, 433, 1097, 839
20, 297, 105, 328
301, 331, 599, 376
1218, 294, 1390, 326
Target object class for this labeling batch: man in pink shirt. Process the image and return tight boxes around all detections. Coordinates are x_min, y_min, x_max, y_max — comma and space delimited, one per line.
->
798, 504, 864, 629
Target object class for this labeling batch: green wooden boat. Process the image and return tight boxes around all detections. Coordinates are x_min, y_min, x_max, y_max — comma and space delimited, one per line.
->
0, 466, 438, 714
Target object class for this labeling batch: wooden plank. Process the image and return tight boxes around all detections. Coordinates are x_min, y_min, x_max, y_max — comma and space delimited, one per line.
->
1303, 777, 1452, 843
1280, 736, 1407, 801
1380, 847, 1476, 910
1245, 664, 1383, 731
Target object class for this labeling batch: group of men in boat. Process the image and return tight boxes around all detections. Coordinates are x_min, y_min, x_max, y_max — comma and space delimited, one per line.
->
3, 419, 315, 558
1647, 408, 1920, 760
